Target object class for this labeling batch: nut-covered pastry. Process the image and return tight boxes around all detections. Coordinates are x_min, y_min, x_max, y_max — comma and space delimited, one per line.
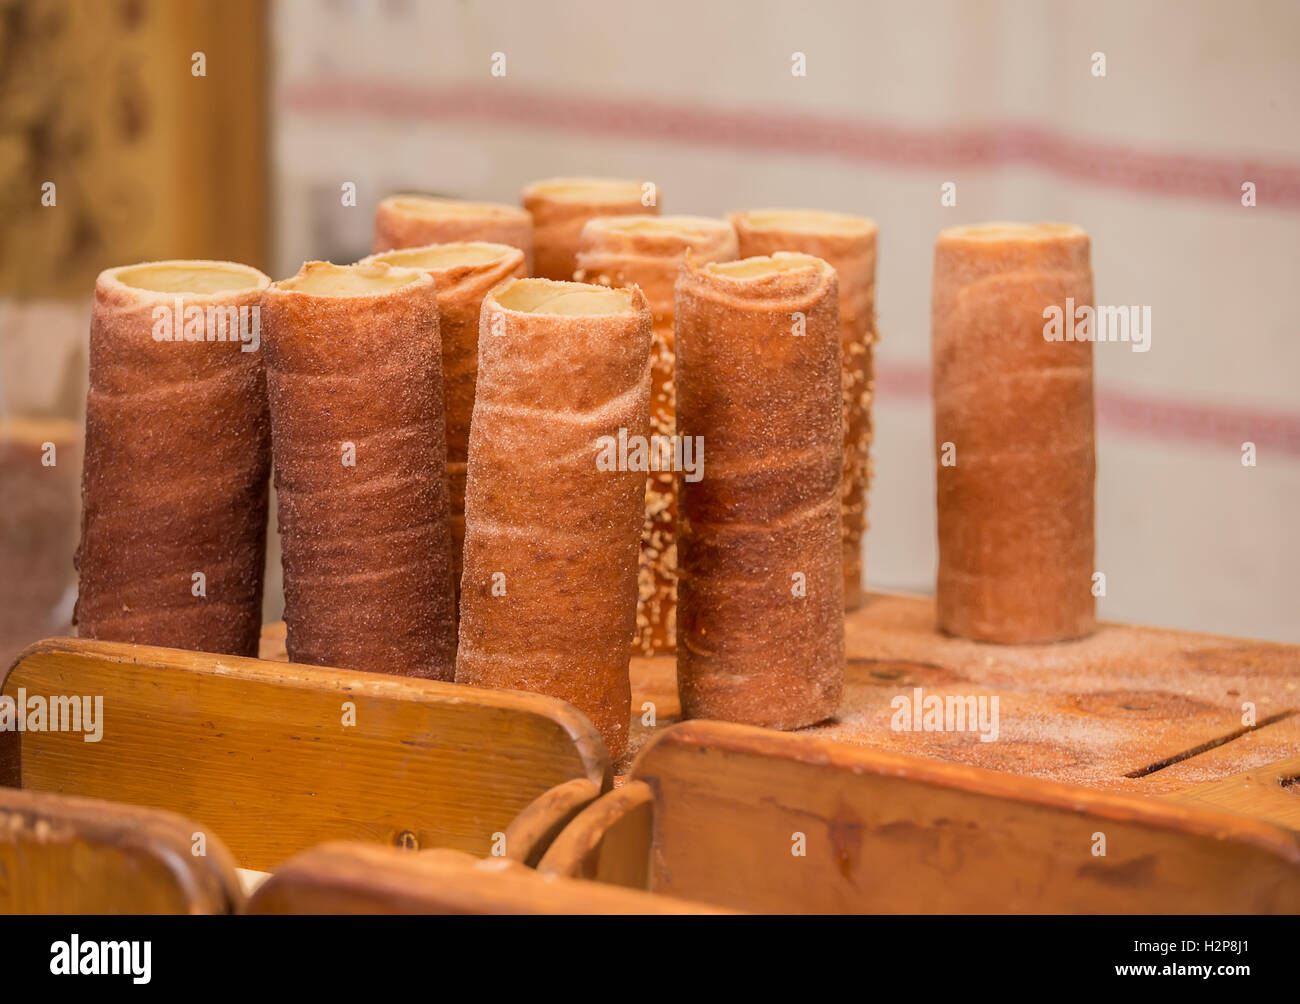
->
574, 215, 738, 654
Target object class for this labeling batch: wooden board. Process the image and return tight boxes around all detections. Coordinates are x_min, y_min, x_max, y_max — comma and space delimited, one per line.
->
0, 788, 242, 914
616, 592, 1300, 792
565, 720, 1300, 914
245, 841, 727, 915
2, 638, 610, 871
1166, 754, 1300, 833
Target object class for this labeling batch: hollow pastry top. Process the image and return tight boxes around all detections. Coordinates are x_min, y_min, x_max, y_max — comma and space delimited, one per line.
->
576, 215, 737, 317
267, 260, 431, 300
378, 194, 531, 224
357, 241, 525, 283
730, 208, 876, 271
479, 278, 651, 415
521, 177, 649, 207
731, 207, 877, 239
373, 195, 534, 260
96, 259, 270, 306
678, 251, 837, 311
487, 277, 644, 319
578, 215, 737, 261
934, 221, 1090, 278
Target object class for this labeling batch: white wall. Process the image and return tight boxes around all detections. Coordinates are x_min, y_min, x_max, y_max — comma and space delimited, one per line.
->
272, 0, 1300, 640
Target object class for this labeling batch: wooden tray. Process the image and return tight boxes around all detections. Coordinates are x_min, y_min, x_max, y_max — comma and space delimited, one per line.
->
0, 788, 242, 914
2, 638, 610, 872
245, 842, 726, 914
616, 592, 1300, 793
539, 720, 1300, 914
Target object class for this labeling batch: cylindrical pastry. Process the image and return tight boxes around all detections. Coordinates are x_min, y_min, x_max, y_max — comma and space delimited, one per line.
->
76, 260, 271, 656
372, 194, 534, 273
574, 215, 738, 656
262, 261, 457, 678
675, 253, 844, 729
455, 278, 653, 760
932, 222, 1096, 644
356, 242, 528, 617
730, 209, 878, 610
521, 177, 658, 281
1, 418, 81, 667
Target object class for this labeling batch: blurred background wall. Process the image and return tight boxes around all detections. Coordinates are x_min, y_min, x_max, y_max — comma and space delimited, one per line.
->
2, 0, 1297, 662
0, 0, 265, 664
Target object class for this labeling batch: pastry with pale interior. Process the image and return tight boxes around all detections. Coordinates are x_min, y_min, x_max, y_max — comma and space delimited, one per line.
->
522, 177, 657, 281
76, 260, 271, 656
455, 278, 653, 760
357, 242, 527, 620
373, 194, 534, 273
674, 253, 845, 729
931, 222, 1096, 644
262, 261, 457, 678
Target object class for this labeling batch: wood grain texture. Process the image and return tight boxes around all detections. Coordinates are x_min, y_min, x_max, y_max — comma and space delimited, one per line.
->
502, 777, 601, 866
2, 638, 610, 871
619, 720, 1300, 914
619, 592, 1300, 794
538, 780, 653, 888
244, 840, 726, 914
1165, 753, 1300, 834
0, 788, 241, 915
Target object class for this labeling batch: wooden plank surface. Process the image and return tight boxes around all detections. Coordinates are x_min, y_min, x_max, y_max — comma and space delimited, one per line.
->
624, 721, 1300, 914
1165, 754, 1300, 833
616, 592, 1300, 793
2, 638, 610, 872
244, 841, 728, 915
0, 788, 242, 914
538, 780, 654, 887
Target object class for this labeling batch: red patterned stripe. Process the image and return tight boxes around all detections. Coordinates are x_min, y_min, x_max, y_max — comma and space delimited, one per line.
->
876, 363, 1300, 456
281, 79, 1300, 207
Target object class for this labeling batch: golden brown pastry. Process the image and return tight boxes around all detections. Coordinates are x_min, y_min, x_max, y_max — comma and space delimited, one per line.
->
730, 209, 878, 610
372, 194, 534, 273
574, 215, 738, 655
75, 260, 271, 656
356, 242, 527, 618
455, 278, 653, 760
675, 253, 844, 729
931, 222, 1096, 643
521, 177, 657, 281
262, 261, 457, 678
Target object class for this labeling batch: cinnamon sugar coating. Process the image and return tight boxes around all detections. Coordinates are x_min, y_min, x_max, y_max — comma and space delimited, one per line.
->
455, 278, 653, 760
76, 260, 272, 656
731, 209, 878, 610
931, 222, 1096, 644
575, 216, 738, 655
262, 261, 457, 678
674, 253, 846, 729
